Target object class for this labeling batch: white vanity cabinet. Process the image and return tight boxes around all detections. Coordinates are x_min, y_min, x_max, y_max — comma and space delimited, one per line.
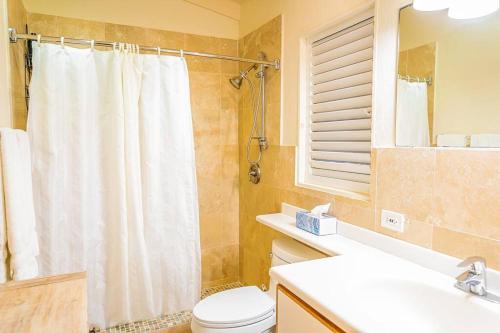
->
276, 285, 344, 333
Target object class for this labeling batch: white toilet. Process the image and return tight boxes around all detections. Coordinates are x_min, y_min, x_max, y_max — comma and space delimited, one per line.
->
191, 238, 327, 333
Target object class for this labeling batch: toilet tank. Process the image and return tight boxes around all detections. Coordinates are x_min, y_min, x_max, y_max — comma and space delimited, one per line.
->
271, 238, 326, 267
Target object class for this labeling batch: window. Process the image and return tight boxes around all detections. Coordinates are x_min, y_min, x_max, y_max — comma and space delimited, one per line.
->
297, 11, 374, 199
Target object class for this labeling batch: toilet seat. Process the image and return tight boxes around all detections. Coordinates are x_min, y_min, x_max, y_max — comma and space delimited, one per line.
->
192, 286, 275, 329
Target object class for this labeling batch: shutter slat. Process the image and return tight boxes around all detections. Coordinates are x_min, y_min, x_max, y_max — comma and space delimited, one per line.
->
312, 22, 374, 55
311, 119, 371, 132
312, 95, 372, 113
313, 83, 372, 104
311, 151, 371, 163
312, 108, 371, 122
311, 168, 370, 183
305, 14, 374, 194
313, 48, 373, 75
312, 60, 372, 85
312, 36, 373, 66
311, 130, 371, 141
310, 160, 370, 174
310, 141, 371, 152
313, 72, 372, 94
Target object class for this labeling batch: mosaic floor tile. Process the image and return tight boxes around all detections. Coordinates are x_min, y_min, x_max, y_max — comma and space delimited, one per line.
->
94, 282, 243, 333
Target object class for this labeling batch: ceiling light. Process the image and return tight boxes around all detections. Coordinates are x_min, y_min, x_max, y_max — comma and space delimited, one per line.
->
448, 0, 500, 19
412, 0, 451, 11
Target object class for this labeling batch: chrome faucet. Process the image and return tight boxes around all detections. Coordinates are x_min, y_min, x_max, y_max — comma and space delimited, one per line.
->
455, 256, 487, 296
455, 256, 500, 303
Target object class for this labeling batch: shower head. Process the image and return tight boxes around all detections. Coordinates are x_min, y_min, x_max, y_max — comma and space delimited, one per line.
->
229, 75, 244, 89
229, 64, 257, 89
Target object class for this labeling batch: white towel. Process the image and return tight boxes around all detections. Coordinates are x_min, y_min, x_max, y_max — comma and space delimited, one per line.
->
0, 128, 39, 280
470, 134, 500, 148
437, 134, 468, 147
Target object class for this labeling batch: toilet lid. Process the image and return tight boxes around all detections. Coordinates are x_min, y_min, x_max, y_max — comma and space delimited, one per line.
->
192, 286, 275, 328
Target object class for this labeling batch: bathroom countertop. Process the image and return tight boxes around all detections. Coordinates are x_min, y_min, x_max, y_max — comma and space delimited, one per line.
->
259, 204, 500, 332
270, 253, 500, 333
257, 212, 375, 257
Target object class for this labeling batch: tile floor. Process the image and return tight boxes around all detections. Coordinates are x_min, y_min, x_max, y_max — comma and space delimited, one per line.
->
95, 282, 243, 333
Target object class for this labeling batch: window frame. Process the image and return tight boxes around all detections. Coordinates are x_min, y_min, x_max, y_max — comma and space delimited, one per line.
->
296, 9, 375, 201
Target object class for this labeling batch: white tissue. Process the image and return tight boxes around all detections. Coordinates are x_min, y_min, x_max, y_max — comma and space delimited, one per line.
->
310, 203, 331, 218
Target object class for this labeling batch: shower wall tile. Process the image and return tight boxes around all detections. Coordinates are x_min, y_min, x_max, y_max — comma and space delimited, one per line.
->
23, 13, 240, 287
104, 23, 148, 45
26, 13, 59, 37
221, 39, 239, 74
7, 0, 28, 129
145, 29, 185, 50
185, 34, 222, 73
57, 17, 105, 40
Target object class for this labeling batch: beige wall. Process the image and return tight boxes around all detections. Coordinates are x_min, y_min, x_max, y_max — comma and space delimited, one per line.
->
10, 11, 240, 288
239, 0, 373, 145
6, 0, 27, 129
400, 7, 500, 137
22, 0, 240, 39
239, 15, 500, 289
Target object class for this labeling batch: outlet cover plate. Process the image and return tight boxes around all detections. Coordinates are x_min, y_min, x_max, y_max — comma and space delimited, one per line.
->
381, 209, 405, 233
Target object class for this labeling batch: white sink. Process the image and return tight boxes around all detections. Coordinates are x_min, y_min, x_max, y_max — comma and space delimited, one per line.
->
352, 278, 500, 332
271, 254, 500, 333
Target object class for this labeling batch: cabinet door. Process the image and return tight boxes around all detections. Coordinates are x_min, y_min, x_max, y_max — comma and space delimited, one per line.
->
277, 285, 344, 333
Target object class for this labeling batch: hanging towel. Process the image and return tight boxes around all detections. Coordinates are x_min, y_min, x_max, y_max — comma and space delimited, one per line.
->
470, 134, 500, 148
396, 79, 430, 147
437, 134, 468, 147
0, 128, 39, 280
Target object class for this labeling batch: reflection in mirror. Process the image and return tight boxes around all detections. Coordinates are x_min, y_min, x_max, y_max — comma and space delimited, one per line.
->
396, 5, 500, 148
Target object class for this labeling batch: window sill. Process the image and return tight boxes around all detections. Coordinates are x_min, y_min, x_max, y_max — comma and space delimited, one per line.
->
295, 180, 370, 202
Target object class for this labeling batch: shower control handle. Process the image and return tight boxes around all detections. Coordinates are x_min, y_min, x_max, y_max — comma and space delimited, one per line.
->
248, 163, 261, 184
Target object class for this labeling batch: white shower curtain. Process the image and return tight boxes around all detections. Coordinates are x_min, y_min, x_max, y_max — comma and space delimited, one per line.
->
28, 42, 200, 327
396, 79, 430, 147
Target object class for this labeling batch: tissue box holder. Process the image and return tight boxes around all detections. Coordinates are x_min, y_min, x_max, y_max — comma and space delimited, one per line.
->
296, 211, 337, 236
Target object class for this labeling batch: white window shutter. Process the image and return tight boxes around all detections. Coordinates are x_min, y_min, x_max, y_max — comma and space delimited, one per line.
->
306, 16, 374, 194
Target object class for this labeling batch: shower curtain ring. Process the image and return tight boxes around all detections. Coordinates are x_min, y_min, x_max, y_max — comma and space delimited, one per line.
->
157, 47, 161, 56
60, 36, 64, 48
90, 40, 95, 50
180, 49, 184, 58
37, 34, 41, 44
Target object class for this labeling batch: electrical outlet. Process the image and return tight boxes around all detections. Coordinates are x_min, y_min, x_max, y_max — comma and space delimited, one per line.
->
381, 209, 405, 233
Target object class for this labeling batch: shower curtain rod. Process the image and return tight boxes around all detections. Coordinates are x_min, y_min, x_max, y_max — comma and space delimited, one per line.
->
398, 74, 432, 86
8, 28, 280, 70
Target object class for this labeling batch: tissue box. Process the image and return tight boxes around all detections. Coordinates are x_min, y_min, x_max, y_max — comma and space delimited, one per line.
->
296, 211, 337, 236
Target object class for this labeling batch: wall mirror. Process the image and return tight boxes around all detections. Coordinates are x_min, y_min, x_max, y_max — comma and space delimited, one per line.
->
396, 5, 500, 148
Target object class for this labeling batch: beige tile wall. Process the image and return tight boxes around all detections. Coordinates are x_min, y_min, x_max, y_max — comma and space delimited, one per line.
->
11, 12, 240, 288
7, 0, 27, 129
239, 16, 500, 288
